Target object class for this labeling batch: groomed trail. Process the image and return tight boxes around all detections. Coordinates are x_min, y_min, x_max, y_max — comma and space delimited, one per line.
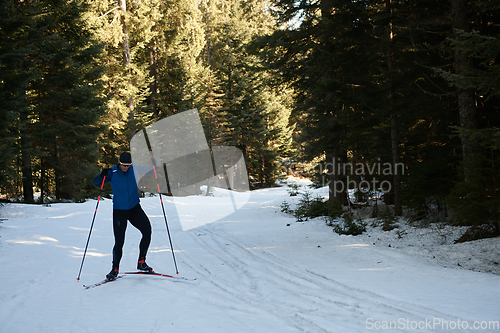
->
0, 185, 499, 333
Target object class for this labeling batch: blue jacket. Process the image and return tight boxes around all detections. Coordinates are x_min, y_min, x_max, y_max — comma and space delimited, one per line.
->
93, 164, 140, 210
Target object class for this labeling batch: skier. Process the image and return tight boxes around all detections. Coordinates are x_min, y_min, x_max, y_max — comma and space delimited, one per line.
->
93, 151, 154, 280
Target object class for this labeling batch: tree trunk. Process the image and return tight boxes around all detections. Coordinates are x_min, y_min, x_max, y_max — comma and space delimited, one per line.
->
327, 148, 348, 207
386, 0, 402, 215
20, 104, 34, 203
451, 0, 477, 182
120, 0, 135, 139
54, 142, 61, 200
259, 153, 264, 187
39, 156, 45, 204
320, 0, 347, 207
390, 114, 402, 215
149, 41, 158, 116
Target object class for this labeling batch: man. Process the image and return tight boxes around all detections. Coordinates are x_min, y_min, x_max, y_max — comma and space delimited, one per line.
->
93, 151, 153, 280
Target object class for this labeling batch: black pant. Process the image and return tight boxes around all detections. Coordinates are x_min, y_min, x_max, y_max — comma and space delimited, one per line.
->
112, 204, 152, 268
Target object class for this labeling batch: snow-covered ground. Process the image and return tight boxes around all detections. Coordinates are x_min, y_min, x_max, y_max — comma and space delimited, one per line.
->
362, 220, 500, 276
1, 182, 499, 333
287, 179, 500, 276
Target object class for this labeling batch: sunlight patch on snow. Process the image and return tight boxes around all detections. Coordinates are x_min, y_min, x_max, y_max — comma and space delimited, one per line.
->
244, 246, 278, 250
34, 235, 58, 242
55, 245, 88, 251
47, 211, 86, 219
6, 234, 59, 245
69, 250, 109, 258
261, 205, 279, 209
357, 267, 395, 271
68, 226, 91, 231
2, 211, 26, 217
173, 192, 251, 231
148, 246, 183, 253
336, 244, 370, 248
6, 239, 45, 245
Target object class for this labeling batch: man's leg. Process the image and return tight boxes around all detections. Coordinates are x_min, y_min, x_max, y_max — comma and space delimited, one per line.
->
129, 204, 152, 270
112, 209, 129, 268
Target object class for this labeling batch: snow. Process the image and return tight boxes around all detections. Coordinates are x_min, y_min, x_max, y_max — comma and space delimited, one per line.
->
1, 181, 499, 333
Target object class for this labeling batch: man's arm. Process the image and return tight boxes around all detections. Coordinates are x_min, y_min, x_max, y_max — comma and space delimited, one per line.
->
93, 167, 111, 186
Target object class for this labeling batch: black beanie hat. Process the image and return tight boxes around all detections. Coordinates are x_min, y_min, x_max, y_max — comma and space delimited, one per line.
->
119, 152, 132, 164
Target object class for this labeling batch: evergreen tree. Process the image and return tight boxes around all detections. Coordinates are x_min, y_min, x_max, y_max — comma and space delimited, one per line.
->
154, 0, 207, 117
33, 0, 106, 201
87, 0, 161, 165
365, 0, 458, 214
437, 0, 500, 229
0, 0, 106, 202
0, 0, 43, 202
259, 0, 460, 213
206, 0, 294, 186
258, 0, 378, 205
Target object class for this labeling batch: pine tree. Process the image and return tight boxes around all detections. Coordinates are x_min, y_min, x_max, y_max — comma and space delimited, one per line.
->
259, 0, 380, 205
0, 0, 43, 202
206, 0, 294, 186
260, 0, 461, 214
154, 0, 207, 117
32, 0, 106, 201
0, 0, 106, 202
87, 0, 161, 164
437, 0, 500, 229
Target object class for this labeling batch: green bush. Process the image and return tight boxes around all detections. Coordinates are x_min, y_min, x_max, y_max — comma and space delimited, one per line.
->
287, 183, 301, 196
280, 191, 341, 222
332, 212, 366, 236
280, 200, 293, 214
377, 207, 398, 231
294, 191, 331, 222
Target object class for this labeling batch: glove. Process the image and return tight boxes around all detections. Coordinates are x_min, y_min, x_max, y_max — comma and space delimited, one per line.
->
100, 167, 110, 178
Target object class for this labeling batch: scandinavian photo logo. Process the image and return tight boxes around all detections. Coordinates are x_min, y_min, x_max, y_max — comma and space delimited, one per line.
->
314, 158, 405, 195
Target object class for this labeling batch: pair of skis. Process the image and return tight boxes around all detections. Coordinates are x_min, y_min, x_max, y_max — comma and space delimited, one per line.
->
83, 271, 196, 289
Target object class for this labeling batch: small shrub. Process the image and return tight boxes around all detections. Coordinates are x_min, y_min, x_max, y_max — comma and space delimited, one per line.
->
396, 229, 407, 239
377, 207, 398, 231
455, 223, 500, 243
293, 205, 308, 222
308, 181, 323, 189
306, 194, 330, 219
294, 191, 332, 222
332, 213, 366, 236
280, 200, 293, 214
353, 188, 372, 203
287, 183, 301, 196
293, 191, 313, 221
281, 191, 342, 223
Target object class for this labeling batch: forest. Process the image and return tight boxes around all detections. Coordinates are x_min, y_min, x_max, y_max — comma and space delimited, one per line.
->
0, 0, 499, 236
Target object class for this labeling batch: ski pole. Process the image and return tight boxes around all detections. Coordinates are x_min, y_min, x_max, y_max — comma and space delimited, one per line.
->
77, 174, 106, 280
150, 153, 179, 274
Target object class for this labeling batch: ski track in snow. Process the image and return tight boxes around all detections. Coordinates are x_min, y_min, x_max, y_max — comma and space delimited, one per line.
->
0, 186, 499, 333
178, 224, 473, 333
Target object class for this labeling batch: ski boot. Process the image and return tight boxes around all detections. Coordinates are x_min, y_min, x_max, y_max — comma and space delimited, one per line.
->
137, 257, 153, 272
106, 267, 119, 281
